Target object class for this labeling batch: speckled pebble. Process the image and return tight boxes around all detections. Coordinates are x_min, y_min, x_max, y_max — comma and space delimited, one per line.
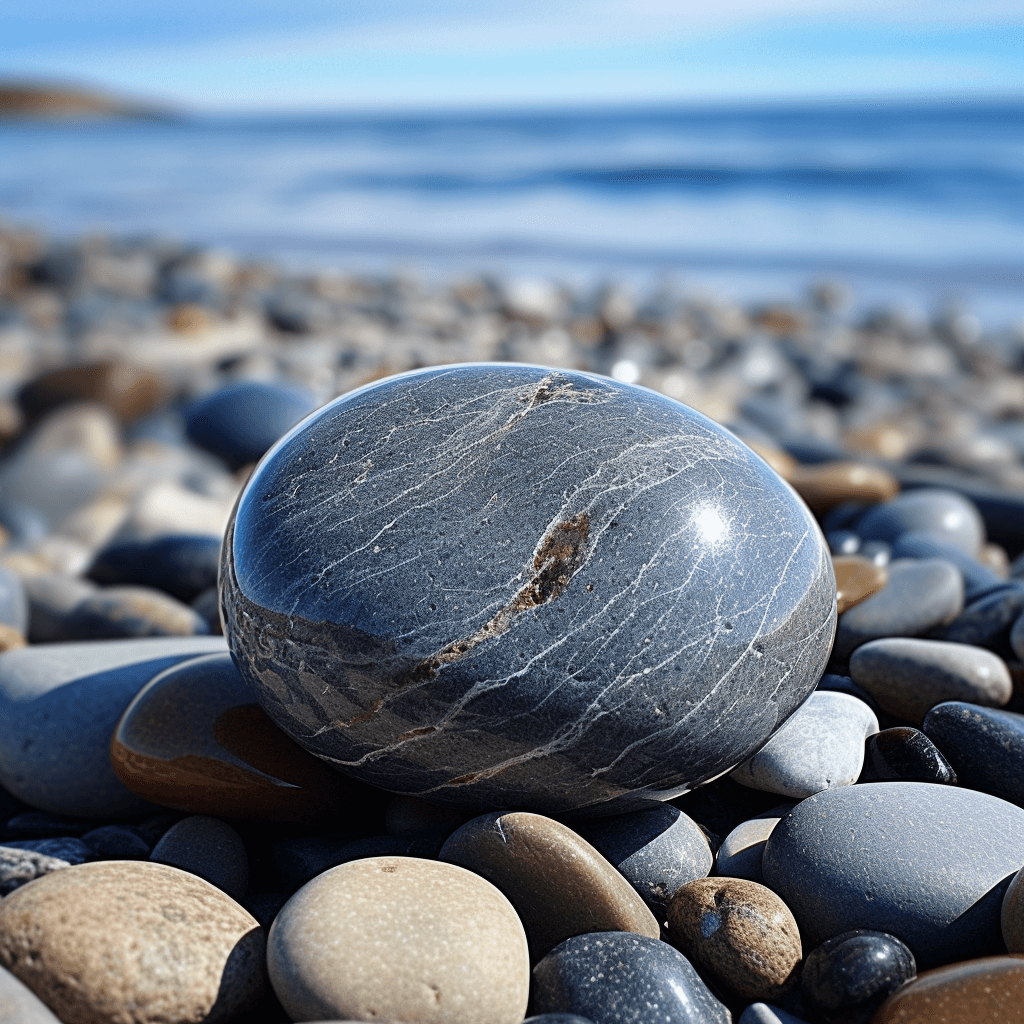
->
855, 487, 985, 557
532, 931, 729, 1024
150, 814, 249, 900
0, 846, 72, 896
715, 805, 794, 883
0, 964, 63, 1024
666, 876, 802, 1001
859, 727, 957, 784
267, 856, 530, 1024
730, 690, 878, 798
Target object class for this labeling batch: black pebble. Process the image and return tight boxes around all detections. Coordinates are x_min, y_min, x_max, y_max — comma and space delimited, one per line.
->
5, 811, 95, 839
859, 728, 957, 785
82, 824, 152, 859
943, 581, 1024, 658
88, 534, 223, 603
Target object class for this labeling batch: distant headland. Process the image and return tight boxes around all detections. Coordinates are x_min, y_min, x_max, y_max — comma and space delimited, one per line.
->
0, 81, 176, 120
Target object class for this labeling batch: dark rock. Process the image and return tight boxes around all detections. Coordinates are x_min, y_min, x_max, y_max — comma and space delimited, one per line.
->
943, 581, 1024, 658
4, 811, 94, 839
855, 488, 985, 556
61, 585, 211, 639
81, 824, 151, 859
857, 540, 891, 567
149, 814, 249, 900
860, 728, 957, 785
827, 530, 860, 556
2, 838, 92, 865
269, 834, 435, 892
87, 534, 222, 602
240, 891, 290, 931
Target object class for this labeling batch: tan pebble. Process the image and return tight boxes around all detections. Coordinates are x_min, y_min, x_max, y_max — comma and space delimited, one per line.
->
745, 440, 797, 480
666, 876, 801, 1000
168, 303, 212, 335
0, 860, 266, 1024
980, 542, 1010, 578
66, 585, 209, 638
0, 624, 27, 652
1003, 864, 1024, 952
833, 554, 889, 613
268, 857, 529, 1024
788, 461, 899, 513
843, 423, 912, 460
18, 361, 167, 423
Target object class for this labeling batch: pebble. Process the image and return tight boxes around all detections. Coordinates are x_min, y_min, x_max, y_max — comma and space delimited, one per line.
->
800, 929, 916, 1021
81, 823, 151, 859
1011, 610, 1024, 661
266, 856, 530, 1024
111, 651, 378, 822
943, 580, 1024, 656
762, 782, 1024, 967
222, 364, 836, 814
0, 636, 226, 816
573, 804, 713, 913
20, 572, 98, 643
849, 636, 1012, 724
17, 360, 167, 424
855, 487, 986, 556
0, 861, 266, 1024
730, 691, 878, 798
890, 530, 1002, 600
149, 814, 249, 900
922, 701, 1024, 806
87, 533, 222, 602
833, 554, 888, 613
787, 462, 900, 514
666, 876, 802, 1001
0, 846, 73, 896
531, 931, 730, 1024
3, 811, 92, 838
1002, 864, 1024, 952
833, 558, 964, 660
2, 838, 91, 866
738, 1005, 809, 1024
715, 805, 794, 883
60, 584, 211, 639
0, 566, 28, 634
0, 964, 63, 1024
871, 954, 1024, 1024
438, 811, 660, 961
859, 727, 957, 784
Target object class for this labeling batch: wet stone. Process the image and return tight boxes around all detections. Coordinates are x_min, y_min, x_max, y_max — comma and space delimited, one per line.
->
849, 637, 1012, 725
222, 365, 836, 815
832, 555, 887, 614
87, 534, 223, 602
923, 701, 1024, 807
666, 876, 802, 1001
532, 931, 729, 1024
859, 728, 957, 784
855, 487, 986, 557
715, 805, 794, 883
439, 811, 660, 962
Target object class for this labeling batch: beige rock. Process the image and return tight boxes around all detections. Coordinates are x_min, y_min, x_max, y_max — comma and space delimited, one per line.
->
833, 554, 888, 614
268, 857, 529, 1024
118, 482, 233, 541
0, 861, 266, 1024
788, 461, 899, 514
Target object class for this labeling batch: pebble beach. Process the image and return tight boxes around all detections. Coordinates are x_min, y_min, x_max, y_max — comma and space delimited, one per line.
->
2, 220, 1024, 1024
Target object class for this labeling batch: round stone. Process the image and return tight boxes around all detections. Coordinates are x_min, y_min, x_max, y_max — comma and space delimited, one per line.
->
266, 856, 530, 1024
221, 365, 836, 814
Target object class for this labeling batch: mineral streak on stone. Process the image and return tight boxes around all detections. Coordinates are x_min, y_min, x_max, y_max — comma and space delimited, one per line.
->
222, 364, 836, 814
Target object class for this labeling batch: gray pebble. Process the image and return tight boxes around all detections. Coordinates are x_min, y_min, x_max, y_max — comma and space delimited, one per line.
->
715, 805, 794, 883
0, 569, 27, 635
856, 488, 985, 556
22, 572, 98, 643
2, 838, 92, 866
0, 846, 73, 895
0, 963, 64, 1024
890, 530, 1002, 600
943, 581, 1024, 657
61, 585, 211, 640
149, 815, 248, 900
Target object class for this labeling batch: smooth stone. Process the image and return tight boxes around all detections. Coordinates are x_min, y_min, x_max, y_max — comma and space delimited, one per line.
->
855, 487, 986, 556
222, 365, 836, 814
87, 534, 222, 602
21, 572, 98, 643
191, 585, 223, 634
943, 581, 1024, 657
738, 1005, 809, 1024
81, 823, 151, 859
1004, 864, 1024, 951
573, 804, 712, 913
531, 931, 729, 1024
3, 811, 93, 838
890, 530, 1002, 601
150, 815, 249, 900
800, 929, 916, 1020
0, 964, 63, 1024
0, 636, 226, 816
185, 380, 318, 469
872, 955, 1024, 1024
111, 652, 383, 822
833, 554, 887, 614
762, 782, 1024, 968
2, 838, 91, 865
0, 568, 27, 634
923, 702, 1024, 806
439, 811, 660, 961
849, 637, 1012, 724
860, 728, 957, 784
666, 876, 802, 1001
816, 673, 880, 714
0, 846, 72, 896
858, 540, 891, 567
787, 462, 899, 514
715, 805, 794, 883
0, 861, 266, 1024
241, 891, 290, 931
1011, 611, 1024, 662
827, 530, 860, 556
267, 857, 530, 1024
730, 691, 878, 798
61, 584, 211, 639
833, 558, 963, 660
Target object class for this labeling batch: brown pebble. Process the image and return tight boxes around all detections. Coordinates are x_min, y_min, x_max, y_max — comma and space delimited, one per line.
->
167, 302, 212, 334
788, 461, 900, 513
844, 423, 913, 460
833, 554, 889, 614
0, 624, 27, 652
439, 810, 660, 962
1003, 865, 1024, 952
17, 361, 167, 423
746, 440, 798, 480
0, 860, 266, 1024
980, 542, 1011, 578
872, 954, 1024, 1023
666, 876, 802, 1001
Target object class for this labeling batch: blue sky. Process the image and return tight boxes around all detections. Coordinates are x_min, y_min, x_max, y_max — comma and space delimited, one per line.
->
5, 0, 1023, 110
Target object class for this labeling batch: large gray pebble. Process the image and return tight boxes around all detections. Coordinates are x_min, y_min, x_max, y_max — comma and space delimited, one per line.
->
850, 637, 1012, 724
856, 488, 985, 556
833, 558, 963, 660
730, 691, 877, 798
150, 815, 248, 900
0, 636, 227, 816
715, 805, 794, 883
0, 964, 63, 1024
762, 782, 1024, 968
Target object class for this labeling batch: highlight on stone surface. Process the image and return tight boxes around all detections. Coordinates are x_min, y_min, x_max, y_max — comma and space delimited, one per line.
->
221, 363, 837, 814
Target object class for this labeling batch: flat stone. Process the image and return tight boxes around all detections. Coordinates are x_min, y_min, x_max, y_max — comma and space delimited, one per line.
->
0, 636, 226, 816
787, 461, 899, 514
833, 558, 963, 660
0, 964, 63, 1024
221, 366, 836, 815
856, 487, 986, 556
61, 584, 210, 639
111, 651, 384, 823
860, 727, 957, 784
762, 782, 1024, 967
1002, 865, 1024, 952
872, 955, 1024, 1024
715, 805, 794, 883
573, 804, 712, 913
0, 847, 72, 896
531, 931, 729, 1024
266, 856, 529, 1024
923, 702, 1024, 806
849, 637, 1012, 724
666, 876, 802, 1001
87, 534, 222, 602
439, 811, 660, 962
150, 815, 249, 900
833, 554, 887, 613
0, 861, 266, 1024
800, 929, 916, 1020
730, 691, 878, 798
890, 531, 1002, 600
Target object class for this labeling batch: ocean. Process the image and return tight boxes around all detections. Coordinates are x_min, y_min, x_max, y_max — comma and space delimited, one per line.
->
3, 99, 1023, 323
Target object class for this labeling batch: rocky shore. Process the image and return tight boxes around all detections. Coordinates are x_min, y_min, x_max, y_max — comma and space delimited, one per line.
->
1, 222, 1024, 1024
